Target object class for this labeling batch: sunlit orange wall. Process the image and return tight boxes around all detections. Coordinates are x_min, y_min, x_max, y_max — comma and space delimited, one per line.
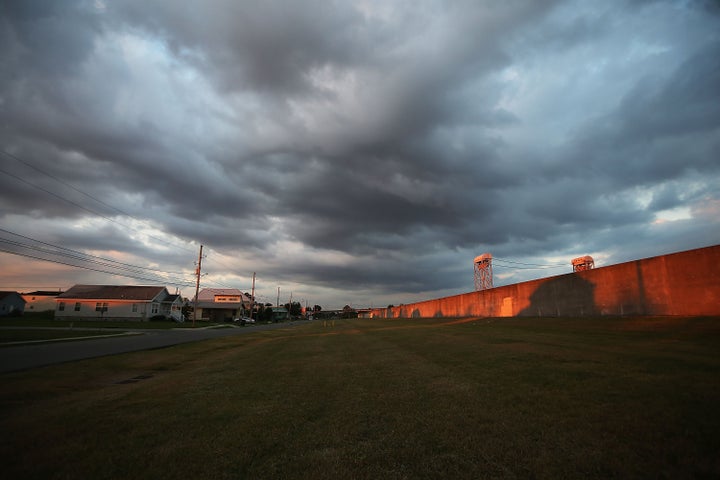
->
372, 245, 720, 318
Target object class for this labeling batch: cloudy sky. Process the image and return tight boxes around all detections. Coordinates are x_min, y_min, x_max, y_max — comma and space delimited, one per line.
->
1, 0, 719, 309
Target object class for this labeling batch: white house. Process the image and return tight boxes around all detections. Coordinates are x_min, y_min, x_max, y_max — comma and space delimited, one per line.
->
21, 290, 63, 312
193, 288, 253, 322
55, 285, 183, 322
0, 292, 26, 317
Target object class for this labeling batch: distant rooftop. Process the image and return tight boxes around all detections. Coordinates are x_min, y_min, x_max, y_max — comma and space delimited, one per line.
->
58, 285, 167, 301
22, 291, 63, 296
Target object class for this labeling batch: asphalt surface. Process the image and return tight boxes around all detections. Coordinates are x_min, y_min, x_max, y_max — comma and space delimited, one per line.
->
0, 322, 304, 373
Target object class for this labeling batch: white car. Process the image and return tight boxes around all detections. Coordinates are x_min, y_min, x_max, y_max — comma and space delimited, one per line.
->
234, 317, 255, 325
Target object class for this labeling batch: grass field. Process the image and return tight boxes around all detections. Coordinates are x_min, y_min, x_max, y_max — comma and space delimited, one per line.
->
1, 316, 719, 479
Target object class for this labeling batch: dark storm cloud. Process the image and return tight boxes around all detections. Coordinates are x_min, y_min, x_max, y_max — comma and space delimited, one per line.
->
107, 0, 374, 95
570, 41, 720, 187
0, 0, 100, 77
1, 0, 719, 306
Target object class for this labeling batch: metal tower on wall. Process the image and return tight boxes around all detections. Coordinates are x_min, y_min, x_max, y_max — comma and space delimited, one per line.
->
571, 255, 595, 272
474, 253, 493, 291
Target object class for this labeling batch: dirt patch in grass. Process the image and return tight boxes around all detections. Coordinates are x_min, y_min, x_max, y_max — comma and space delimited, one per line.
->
1, 316, 719, 479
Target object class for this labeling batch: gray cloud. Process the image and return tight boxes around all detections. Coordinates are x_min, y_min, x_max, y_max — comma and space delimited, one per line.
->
1, 0, 718, 307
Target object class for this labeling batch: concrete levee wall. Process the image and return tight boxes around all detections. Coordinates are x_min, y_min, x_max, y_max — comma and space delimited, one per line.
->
373, 245, 720, 318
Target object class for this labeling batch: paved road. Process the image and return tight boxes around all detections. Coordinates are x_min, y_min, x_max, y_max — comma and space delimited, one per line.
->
0, 322, 304, 373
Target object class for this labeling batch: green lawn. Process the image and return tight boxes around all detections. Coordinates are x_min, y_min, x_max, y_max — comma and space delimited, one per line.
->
1, 316, 718, 479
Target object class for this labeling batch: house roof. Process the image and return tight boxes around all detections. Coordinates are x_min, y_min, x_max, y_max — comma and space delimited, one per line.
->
57, 285, 167, 301
162, 294, 182, 304
0, 291, 25, 302
22, 291, 63, 296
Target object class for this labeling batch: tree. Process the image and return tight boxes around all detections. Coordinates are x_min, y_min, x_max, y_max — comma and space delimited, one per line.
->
341, 305, 357, 319
181, 303, 193, 321
313, 304, 322, 312
284, 301, 302, 316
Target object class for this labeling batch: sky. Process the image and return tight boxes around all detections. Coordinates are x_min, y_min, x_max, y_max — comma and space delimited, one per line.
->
1, 0, 719, 309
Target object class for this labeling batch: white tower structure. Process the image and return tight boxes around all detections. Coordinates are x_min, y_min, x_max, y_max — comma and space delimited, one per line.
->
571, 255, 595, 272
474, 253, 493, 291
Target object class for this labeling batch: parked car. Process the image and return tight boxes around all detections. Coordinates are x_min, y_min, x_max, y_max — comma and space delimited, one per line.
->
234, 316, 255, 325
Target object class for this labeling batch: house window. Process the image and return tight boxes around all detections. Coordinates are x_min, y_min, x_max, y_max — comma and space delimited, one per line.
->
95, 302, 109, 312
58, 302, 65, 311
74, 302, 81, 312
132, 304, 138, 313
151, 303, 159, 314
215, 296, 240, 303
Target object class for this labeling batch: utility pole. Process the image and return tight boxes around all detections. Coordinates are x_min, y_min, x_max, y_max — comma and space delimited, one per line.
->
277, 287, 280, 307
249, 272, 256, 321
193, 244, 203, 327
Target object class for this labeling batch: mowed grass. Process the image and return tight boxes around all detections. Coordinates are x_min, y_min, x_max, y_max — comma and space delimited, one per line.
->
1, 316, 719, 479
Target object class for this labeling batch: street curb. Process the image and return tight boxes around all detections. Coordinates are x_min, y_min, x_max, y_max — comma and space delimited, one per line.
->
0, 331, 144, 347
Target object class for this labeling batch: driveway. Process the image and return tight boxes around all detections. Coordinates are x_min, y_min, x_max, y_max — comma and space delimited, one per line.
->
0, 322, 304, 373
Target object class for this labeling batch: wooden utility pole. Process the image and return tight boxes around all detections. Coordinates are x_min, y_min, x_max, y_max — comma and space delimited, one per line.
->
193, 244, 203, 327
249, 272, 256, 321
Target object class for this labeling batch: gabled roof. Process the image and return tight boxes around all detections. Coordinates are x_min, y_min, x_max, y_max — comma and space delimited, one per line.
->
22, 291, 64, 296
162, 294, 182, 304
0, 291, 26, 302
57, 285, 168, 301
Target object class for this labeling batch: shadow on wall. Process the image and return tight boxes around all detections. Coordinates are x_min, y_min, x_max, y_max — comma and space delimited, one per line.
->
518, 273, 599, 317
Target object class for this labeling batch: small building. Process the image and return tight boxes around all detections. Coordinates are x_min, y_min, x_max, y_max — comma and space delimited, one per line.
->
163, 294, 185, 322
21, 290, 63, 313
270, 307, 289, 322
55, 285, 183, 321
193, 288, 253, 322
0, 292, 26, 317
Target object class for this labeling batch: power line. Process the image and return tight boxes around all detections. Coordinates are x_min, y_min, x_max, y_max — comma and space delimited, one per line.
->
0, 247, 196, 287
492, 257, 566, 267
3, 149, 134, 219
0, 228, 190, 277
0, 228, 197, 287
492, 260, 566, 271
0, 150, 195, 253
1, 226, 250, 292
1, 149, 253, 289
0, 236, 160, 278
